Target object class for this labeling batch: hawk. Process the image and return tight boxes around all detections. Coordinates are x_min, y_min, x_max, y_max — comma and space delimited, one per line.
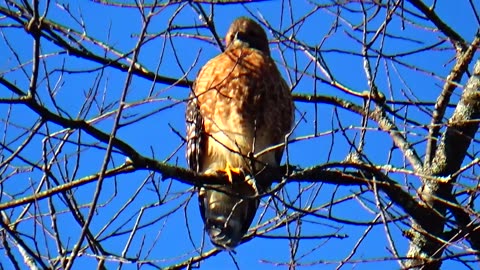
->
186, 17, 294, 249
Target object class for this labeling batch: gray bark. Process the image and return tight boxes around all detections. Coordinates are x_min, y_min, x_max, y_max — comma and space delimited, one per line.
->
406, 60, 480, 269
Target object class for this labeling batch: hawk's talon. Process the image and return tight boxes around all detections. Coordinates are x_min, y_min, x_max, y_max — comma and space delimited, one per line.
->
245, 175, 259, 194
225, 162, 242, 184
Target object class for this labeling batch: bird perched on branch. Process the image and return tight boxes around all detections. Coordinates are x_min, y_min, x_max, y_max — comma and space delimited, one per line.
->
186, 17, 294, 249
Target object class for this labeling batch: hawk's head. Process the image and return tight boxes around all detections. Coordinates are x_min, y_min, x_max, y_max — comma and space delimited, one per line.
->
225, 17, 270, 55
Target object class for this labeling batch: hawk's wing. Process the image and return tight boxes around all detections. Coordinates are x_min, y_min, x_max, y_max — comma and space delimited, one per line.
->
185, 93, 204, 173
186, 83, 259, 250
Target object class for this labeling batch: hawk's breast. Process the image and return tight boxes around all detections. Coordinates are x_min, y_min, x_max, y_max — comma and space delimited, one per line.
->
193, 48, 293, 174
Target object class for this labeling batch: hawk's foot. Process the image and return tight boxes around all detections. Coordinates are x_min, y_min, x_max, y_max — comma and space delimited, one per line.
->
204, 163, 252, 186
244, 174, 259, 194
224, 162, 243, 184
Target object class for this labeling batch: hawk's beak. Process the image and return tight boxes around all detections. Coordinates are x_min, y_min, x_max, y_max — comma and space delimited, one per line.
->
233, 31, 249, 48
234, 31, 239, 40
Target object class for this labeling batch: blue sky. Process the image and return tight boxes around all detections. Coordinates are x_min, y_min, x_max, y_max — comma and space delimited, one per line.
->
1, 0, 479, 269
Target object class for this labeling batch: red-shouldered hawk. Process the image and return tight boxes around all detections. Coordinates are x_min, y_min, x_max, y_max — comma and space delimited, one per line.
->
186, 17, 294, 249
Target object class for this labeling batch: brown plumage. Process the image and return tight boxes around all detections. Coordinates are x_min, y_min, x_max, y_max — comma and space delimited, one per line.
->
186, 17, 294, 249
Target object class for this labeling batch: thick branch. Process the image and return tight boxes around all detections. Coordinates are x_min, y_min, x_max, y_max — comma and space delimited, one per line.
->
424, 32, 480, 165
432, 60, 480, 176
0, 159, 433, 237
407, 59, 480, 269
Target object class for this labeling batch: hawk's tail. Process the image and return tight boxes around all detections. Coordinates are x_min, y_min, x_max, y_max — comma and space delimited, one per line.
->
198, 175, 260, 249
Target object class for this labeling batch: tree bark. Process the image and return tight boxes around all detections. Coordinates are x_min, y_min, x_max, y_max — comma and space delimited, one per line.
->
406, 59, 480, 269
